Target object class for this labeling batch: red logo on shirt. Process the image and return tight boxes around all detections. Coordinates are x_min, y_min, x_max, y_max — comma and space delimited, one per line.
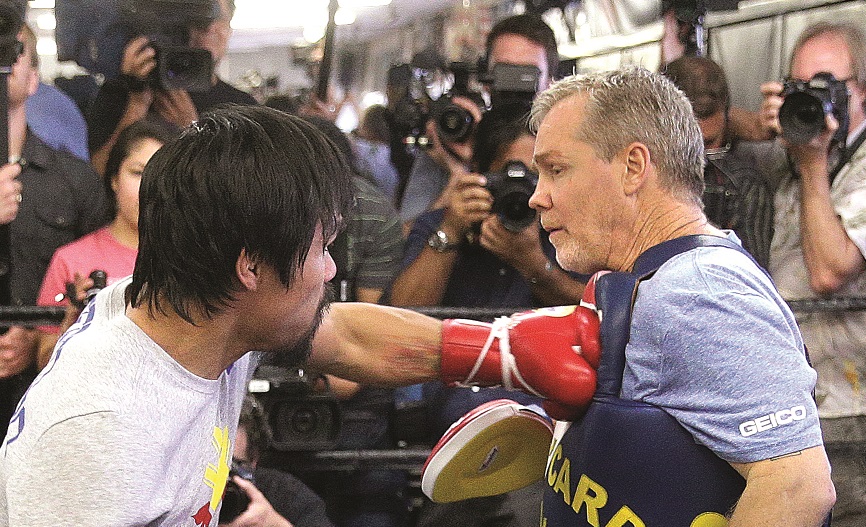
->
192, 503, 212, 526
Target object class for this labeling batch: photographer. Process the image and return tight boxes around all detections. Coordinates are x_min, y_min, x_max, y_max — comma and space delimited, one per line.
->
0, 23, 107, 440
757, 21, 866, 527
387, 103, 584, 527
219, 396, 335, 527
398, 14, 558, 230
87, 0, 256, 176
35, 120, 177, 370
662, 56, 774, 268
389, 103, 583, 309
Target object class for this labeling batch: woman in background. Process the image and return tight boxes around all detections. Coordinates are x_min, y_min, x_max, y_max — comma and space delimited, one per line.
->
36, 120, 176, 368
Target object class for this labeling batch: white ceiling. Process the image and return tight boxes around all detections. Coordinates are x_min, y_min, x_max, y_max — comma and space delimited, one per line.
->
229, 0, 459, 50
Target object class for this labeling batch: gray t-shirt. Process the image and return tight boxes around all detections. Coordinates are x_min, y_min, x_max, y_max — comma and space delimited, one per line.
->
621, 240, 823, 463
0, 278, 258, 526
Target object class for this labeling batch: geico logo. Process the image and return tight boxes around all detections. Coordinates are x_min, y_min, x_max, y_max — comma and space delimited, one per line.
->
739, 405, 807, 437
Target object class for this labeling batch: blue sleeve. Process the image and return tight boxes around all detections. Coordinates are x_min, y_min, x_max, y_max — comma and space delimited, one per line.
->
624, 248, 823, 463
400, 209, 445, 270
398, 152, 448, 224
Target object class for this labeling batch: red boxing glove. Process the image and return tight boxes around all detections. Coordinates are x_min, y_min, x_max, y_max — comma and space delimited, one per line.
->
440, 273, 604, 421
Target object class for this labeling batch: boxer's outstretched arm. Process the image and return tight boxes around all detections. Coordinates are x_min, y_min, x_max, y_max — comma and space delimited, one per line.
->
308, 302, 443, 386
308, 292, 601, 421
728, 445, 835, 527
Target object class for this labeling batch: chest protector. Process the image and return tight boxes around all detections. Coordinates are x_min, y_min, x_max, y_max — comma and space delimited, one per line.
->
541, 236, 747, 527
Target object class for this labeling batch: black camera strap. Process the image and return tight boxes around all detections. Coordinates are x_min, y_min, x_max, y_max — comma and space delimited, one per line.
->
787, 127, 866, 185
830, 126, 866, 182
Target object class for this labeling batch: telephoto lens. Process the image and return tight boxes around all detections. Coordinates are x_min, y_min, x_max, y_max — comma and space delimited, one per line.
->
778, 72, 849, 144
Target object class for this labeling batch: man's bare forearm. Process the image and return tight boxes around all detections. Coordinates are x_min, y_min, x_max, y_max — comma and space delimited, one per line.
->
309, 302, 442, 386
728, 446, 835, 527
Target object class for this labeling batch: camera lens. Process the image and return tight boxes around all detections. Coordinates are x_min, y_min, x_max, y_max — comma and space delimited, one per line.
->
779, 91, 827, 144
291, 407, 319, 435
164, 54, 195, 79
493, 190, 537, 232
157, 47, 213, 92
436, 105, 474, 142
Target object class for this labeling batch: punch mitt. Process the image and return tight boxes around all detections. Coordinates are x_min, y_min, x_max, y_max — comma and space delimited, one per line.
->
421, 399, 553, 503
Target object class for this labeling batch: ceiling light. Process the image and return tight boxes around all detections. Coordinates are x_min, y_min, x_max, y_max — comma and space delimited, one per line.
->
339, 0, 391, 7
335, 7, 356, 25
28, 0, 54, 8
303, 24, 327, 43
36, 36, 55, 56
35, 12, 55, 30
233, 0, 329, 29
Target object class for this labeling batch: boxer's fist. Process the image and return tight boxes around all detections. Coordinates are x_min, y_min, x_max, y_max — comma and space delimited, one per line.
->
440, 274, 603, 420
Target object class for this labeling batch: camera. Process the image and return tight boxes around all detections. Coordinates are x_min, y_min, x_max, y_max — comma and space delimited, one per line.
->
113, 0, 217, 91
485, 160, 539, 232
247, 365, 341, 451
390, 60, 540, 148
779, 72, 850, 145
480, 63, 542, 108
217, 461, 255, 524
432, 96, 476, 143
431, 62, 484, 143
65, 269, 107, 310
43, 0, 215, 90
390, 61, 485, 147
149, 42, 214, 92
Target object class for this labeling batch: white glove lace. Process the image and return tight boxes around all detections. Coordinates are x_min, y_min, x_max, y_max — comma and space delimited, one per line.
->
460, 316, 542, 397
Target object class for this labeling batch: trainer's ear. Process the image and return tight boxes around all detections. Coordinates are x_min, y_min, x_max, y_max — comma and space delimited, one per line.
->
621, 141, 651, 196
236, 249, 259, 291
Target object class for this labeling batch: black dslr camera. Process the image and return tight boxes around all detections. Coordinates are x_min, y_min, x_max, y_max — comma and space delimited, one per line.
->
217, 461, 255, 524
431, 62, 483, 143
119, 0, 217, 91
247, 366, 341, 451
390, 61, 485, 147
485, 160, 539, 232
480, 63, 542, 109
779, 72, 849, 145
433, 63, 541, 143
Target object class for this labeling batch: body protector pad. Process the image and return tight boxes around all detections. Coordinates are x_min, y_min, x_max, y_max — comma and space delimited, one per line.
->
542, 236, 749, 527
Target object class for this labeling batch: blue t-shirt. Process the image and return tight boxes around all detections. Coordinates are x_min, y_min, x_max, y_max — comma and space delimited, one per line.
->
26, 83, 89, 162
623, 241, 823, 463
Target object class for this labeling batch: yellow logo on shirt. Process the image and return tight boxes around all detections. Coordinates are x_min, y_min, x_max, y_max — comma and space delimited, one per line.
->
204, 426, 232, 508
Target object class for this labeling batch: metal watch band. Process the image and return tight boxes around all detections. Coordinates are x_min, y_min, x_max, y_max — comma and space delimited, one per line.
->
427, 230, 459, 252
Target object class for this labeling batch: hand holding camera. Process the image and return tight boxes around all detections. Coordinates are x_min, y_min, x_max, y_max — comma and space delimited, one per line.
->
121, 36, 157, 84
218, 465, 292, 527
478, 213, 542, 269
440, 171, 492, 240
763, 72, 849, 145
424, 96, 482, 170
762, 72, 849, 175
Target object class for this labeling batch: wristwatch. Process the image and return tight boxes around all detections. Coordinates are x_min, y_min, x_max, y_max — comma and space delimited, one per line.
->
427, 230, 460, 253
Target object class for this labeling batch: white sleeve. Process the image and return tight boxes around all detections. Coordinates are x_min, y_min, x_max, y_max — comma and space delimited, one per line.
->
835, 153, 866, 257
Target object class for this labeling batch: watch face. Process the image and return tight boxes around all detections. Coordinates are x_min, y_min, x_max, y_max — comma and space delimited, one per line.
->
428, 230, 455, 252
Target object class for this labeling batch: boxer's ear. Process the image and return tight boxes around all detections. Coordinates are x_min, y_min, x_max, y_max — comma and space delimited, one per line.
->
236, 249, 259, 290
